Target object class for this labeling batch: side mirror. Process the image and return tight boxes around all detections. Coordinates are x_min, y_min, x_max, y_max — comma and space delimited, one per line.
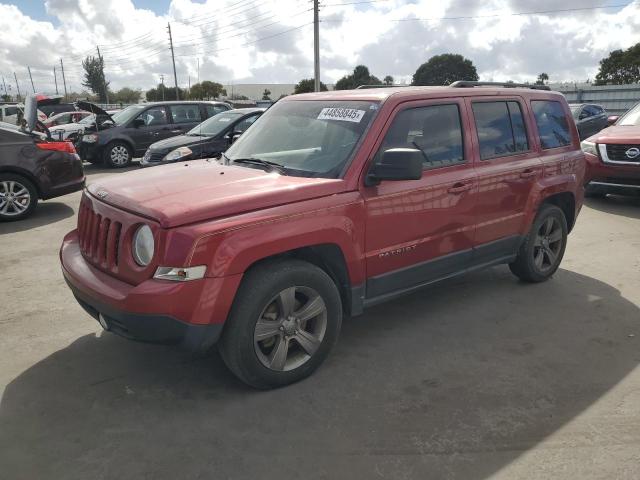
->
607, 115, 619, 126
132, 118, 145, 128
226, 131, 243, 144
366, 148, 423, 186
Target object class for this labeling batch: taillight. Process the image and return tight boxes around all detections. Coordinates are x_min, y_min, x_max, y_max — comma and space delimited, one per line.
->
36, 141, 77, 154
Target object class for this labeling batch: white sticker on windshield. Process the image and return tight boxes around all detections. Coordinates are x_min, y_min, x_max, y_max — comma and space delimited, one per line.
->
317, 107, 366, 123
218, 118, 231, 122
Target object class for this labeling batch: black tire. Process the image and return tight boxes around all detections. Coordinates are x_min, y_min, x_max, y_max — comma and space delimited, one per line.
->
103, 141, 133, 168
0, 173, 38, 222
509, 204, 568, 283
585, 183, 606, 198
219, 259, 343, 389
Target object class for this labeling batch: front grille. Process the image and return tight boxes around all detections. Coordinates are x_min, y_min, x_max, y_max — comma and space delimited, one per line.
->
605, 144, 640, 164
77, 201, 122, 271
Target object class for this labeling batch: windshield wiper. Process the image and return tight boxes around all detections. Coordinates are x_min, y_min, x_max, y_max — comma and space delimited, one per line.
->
231, 157, 287, 174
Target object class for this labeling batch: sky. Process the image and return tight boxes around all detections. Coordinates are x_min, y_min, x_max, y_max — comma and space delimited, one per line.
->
1, 0, 639, 96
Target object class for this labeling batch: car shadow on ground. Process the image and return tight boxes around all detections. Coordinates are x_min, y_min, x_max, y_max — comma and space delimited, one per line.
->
0, 202, 75, 234
82, 160, 140, 178
585, 194, 640, 219
1, 267, 638, 479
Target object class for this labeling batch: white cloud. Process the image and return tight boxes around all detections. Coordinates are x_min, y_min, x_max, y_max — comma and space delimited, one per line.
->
0, 0, 638, 96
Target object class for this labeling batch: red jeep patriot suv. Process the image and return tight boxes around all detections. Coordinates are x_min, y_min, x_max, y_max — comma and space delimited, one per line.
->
61, 82, 585, 388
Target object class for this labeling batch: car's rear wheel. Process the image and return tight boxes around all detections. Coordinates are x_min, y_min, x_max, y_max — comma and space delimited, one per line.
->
0, 174, 38, 222
219, 259, 342, 389
104, 141, 133, 168
509, 204, 568, 283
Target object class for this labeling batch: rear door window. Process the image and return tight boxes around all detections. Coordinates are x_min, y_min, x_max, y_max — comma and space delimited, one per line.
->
169, 104, 201, 124
472, 101, 529, 160
206, 104, 228, 118
531, 100, 572, 149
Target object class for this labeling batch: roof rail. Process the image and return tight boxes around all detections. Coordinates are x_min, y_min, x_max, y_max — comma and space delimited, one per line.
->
449, 81, 551, 91
355, 84, 410, 89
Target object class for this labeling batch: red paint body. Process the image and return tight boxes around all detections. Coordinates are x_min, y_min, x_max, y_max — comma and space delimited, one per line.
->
60, 86, 585, 341
583, 125, 640, 188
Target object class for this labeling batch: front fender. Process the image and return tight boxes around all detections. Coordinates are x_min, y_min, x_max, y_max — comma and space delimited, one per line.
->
186, 193, 366, 286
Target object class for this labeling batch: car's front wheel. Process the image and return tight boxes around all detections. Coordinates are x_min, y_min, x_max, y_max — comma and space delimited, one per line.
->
219, 259, 343, 389
104, 141, 133, 168
0, 174, 38, 222
509, 204, 568, 282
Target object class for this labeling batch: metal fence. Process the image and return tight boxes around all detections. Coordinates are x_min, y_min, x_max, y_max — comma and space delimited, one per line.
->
551, 83, 640, 115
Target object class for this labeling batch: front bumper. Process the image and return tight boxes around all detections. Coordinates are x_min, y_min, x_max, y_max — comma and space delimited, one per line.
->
585, 152, 640, 195
77, 141, 101, 161
60, 231, 241, 352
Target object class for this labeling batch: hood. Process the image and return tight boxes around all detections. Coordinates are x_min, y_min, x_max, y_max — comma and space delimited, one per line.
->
149, 134, 214, 153
75, 101, 113, 120
587, 125, 640, 144
87, 161, 346, 228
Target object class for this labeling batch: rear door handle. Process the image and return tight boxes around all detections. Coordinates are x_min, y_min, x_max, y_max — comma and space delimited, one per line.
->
520, 169, 537, 178
448, 182, 473, 194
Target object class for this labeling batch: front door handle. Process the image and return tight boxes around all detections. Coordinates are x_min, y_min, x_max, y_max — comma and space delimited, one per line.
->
448, 182, 473, 194
520, 169, 537, 178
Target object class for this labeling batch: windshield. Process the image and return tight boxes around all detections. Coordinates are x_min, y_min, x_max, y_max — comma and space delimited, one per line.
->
569, 104, 581, 119
225, 100, 379, 178
112, 105, 146, 126
618, 103, 640, 126
79, 114, 96, 125
188, 112, 243, 136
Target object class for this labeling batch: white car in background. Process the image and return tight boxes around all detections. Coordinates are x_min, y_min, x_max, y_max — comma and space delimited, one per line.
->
44, 110, 91, 128
49, 109, 120, 141
0, 103, 47, 125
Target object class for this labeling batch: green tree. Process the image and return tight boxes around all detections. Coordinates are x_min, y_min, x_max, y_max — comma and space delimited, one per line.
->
190, 80, 226, 99
113, 87, 141, 104
293, 78, 328, 94
1, 94, 10, 102
595, 43, 640, 85
383, 75, 394, 85
81, 55, 110, 102
412, 54, 478, 86
146, 84, 185, 101
262, 88, 272, 100
334, 65, 382, 90
535, 73, 549, 85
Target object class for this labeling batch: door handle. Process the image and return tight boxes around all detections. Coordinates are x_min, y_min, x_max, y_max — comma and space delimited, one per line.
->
520, 169, 537, 178
448, 182, 473, 194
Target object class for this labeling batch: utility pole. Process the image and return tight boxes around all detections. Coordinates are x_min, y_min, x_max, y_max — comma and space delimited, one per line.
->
160, 74, 165, 101
1, 76, 7, 100
27, 67, 36, 93
14, 72, 21, 101
188, 75, 191, 98
96, 46, 109, 104
53, 66, 59, 94
313, 0, 320, 92
167, 22, 179, 100
59, 59, 68, 100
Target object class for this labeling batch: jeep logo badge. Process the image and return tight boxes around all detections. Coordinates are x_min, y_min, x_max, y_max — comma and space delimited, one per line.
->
96, 190, 108, 199
625, 147, 640, 159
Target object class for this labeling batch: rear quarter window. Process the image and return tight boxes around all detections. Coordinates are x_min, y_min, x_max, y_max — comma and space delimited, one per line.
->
531, 100, 572, 149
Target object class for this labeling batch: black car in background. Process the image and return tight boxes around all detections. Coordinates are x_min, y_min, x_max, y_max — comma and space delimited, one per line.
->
0, 96, 84, 221
77, 101, 231, 168
570, 103, 609, 140
140, 108, 265, 167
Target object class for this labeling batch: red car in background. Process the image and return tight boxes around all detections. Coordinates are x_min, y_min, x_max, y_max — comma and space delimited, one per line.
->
582, 102, 640, 197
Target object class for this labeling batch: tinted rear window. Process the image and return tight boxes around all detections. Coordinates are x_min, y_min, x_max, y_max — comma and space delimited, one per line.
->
472, 101, 529, 160
531, 100, 572, 149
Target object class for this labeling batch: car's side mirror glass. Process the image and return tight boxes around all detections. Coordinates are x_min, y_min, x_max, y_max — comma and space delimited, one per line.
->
366, 148, 423, 186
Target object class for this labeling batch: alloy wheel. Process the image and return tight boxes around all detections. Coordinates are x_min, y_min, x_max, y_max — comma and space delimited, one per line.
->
253, 286, 327, 372
110, 145, 130, 165
533, 216, 563, 273
0, 180, 31, 217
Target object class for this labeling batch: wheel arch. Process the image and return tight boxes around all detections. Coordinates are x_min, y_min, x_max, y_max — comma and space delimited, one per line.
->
0, 167, 42, 198
541, 191, 576, 231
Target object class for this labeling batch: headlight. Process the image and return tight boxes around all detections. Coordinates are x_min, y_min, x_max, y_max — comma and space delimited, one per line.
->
154, 266, 206, 281
163, 146, 192, 162
132, 224, 154, 266
82, 133, 98, 143
580, 140, 598, 156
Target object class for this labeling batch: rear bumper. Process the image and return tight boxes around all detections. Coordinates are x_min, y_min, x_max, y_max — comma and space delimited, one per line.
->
61, 231, 242, 352
42, 176, 85, 200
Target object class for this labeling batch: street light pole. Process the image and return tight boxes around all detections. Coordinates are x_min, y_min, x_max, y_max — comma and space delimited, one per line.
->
313, 0, 320, 92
